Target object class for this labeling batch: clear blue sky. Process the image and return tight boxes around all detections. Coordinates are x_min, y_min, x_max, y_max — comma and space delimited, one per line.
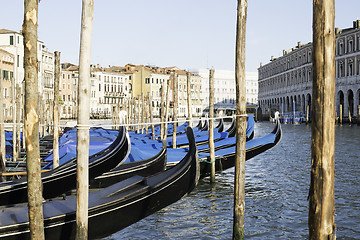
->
2, 1, 360, 72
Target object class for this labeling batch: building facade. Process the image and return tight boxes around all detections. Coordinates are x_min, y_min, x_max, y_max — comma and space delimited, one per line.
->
0, 48, 15, 121
0, 29, 55, 125
190, 68, 258, 113
258, 20, 360, 120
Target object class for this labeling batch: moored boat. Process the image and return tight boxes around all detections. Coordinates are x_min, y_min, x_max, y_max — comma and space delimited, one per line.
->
0, 127, 199, 240
166, 118, 282, 179
0, 127, 130, 206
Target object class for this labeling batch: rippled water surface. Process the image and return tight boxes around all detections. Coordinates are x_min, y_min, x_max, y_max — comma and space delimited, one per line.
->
104, 122, 360, 239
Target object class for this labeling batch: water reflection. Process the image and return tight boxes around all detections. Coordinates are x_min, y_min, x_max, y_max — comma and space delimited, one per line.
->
105, 122, 359, 239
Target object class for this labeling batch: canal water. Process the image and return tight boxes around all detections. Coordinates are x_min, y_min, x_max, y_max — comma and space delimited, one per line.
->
104, 122, 360, 239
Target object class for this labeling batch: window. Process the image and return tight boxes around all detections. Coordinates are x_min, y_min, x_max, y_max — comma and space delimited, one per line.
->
339, 62, 344, 77
349, 38, 353, 53
348, 60, 353, 76
10, 36, 14, 45
339, 41, 344, 55
68, 95, 71, 101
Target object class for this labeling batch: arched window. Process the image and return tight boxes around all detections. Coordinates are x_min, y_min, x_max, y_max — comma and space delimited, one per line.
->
348, 37, 353, 53
339, 61, 344, 77
339, 40, 344, 55
348, 59, 353, 76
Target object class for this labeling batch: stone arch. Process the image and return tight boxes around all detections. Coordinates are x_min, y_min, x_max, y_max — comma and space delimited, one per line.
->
302, 94, 306, 113
356, 89, 360, 116
347, 89, 354, 117
286, 96, 290, 112
337, 90, 344, 118
306, 93, 312, 118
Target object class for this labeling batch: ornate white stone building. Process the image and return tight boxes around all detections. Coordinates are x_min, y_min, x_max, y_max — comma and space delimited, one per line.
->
258, 20, 360, 120
190, 68, 258, 113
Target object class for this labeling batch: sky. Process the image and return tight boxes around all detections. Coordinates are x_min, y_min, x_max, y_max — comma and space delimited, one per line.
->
2, 0, 360, 72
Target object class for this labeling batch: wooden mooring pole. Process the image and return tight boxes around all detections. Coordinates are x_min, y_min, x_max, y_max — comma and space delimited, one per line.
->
0, 68, 5, 166
12, 77, 17, 162
209, 69, 216, 183
348, 108, 352, 124
0, 67, 4, 175
23, 0, 45, 238
16, 84, 21, 157
160, 81, 165, 140
0, 68, 4, 174
233, 0, 248, 239
172, 73, 178, 148
186, 72, 192, 128
148, 93, 155, 140
141, 93, 145, 134
145, 96, 148, 134
306, 104, 310, 124
163, 80, 170, 140
309, 0, 336, 239
339, 104, 343, 125
130, 97, 134, 131
137, 97, 140, 133
53, 51, 60, 169
76, 0, 94, 239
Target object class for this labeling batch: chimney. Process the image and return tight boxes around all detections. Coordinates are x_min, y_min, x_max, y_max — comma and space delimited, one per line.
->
283, 50, 286, 56
271, 56, 274, 61
353, 21, 358, 29
335, 28, 340, 35
297, 41, 301, 48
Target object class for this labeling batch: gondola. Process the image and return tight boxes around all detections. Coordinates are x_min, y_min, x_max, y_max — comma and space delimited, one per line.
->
166, 118, 282, 179
0, 127, 199, 240
198, 118, 282, 178
89, 118, 224, 188
0, 126, 130, 206
90, 116, 256, 189
166, 115, 254, 148
196, 115, 255, 153
90, 138, 167, 188
215, 118, 224, 132
41, 127, 121, 170
5, 127, 120, 171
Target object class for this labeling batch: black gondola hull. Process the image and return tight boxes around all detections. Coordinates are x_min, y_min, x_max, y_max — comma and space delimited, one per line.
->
0, 127, 199, 240
0, 127, 130, 206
